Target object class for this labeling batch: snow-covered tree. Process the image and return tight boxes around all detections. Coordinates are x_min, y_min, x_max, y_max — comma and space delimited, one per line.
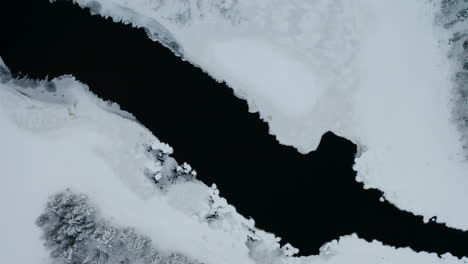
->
36, 190, 199, 264
35, 190, 96, 262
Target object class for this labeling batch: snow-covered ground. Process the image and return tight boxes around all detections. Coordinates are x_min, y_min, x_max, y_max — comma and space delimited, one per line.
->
58, 0, 468, 230
0, 71, 257, 264
1, 59, 467, 263
3, 0, 468, 262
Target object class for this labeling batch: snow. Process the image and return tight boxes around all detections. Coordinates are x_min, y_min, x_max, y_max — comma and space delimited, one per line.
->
1, 61, 467, 263
208, 39, 324, 117
151, 141, 173, 154
3, 0, 468, 262
352, 1, 468, 228
0, 75, 254, 264
61, 0, 468, 231
302, 234, 468, 264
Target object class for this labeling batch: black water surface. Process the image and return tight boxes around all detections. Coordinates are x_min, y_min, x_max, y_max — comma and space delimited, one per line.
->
1, 0, 468, 257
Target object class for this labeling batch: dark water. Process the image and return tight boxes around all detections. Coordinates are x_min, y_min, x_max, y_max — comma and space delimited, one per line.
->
1, 0, 468, 257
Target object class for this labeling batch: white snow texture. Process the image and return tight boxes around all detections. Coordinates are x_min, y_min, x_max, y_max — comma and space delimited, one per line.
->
2, 0, 468, 263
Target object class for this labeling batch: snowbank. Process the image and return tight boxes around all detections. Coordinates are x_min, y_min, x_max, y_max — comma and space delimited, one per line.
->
302, 235, 467, 264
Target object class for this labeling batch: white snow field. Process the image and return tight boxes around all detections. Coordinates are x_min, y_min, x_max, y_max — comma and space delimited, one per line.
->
59, 0, 468, 230
1, 60, 467, 264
